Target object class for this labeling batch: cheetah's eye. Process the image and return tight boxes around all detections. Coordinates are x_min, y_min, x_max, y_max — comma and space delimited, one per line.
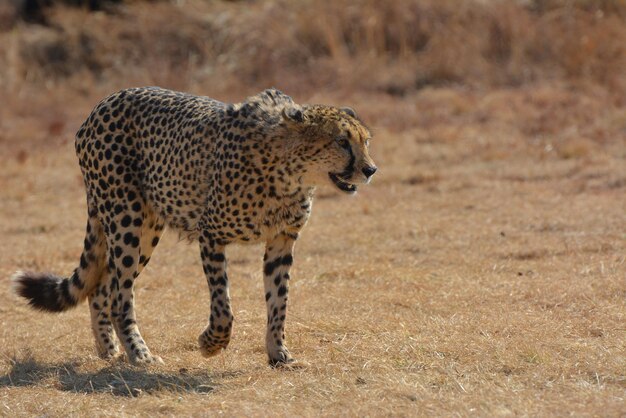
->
365, 139, 370, 147
336, 137, 350, 149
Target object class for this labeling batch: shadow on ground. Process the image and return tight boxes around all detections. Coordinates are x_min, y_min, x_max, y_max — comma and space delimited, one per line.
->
0, 355, 229, 397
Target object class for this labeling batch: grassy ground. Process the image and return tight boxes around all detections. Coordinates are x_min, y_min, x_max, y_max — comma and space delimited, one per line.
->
0, 0, 625, 416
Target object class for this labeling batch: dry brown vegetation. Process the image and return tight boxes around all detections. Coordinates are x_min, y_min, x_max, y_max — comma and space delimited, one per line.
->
0, 0, 625, 416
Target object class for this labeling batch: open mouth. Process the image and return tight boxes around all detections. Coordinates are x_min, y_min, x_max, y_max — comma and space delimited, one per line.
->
329, 172, 357, 193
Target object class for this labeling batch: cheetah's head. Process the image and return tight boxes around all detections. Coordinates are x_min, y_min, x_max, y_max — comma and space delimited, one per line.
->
283, 105, 377, 194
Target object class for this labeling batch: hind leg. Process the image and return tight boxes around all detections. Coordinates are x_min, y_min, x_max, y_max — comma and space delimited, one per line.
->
101, 206, 164, 360
90, 203, 164, 361
89, 193, 164, 363
78, 204, 119, 359
88, 205, 165, 359
99, 190, 162, 366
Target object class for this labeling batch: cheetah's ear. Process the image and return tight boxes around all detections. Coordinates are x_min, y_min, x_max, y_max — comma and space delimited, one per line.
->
282, 106, 306, 125
340, 107, 357, 119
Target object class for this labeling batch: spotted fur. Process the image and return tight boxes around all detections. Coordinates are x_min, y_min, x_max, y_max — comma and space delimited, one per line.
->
12, 87, 377, 366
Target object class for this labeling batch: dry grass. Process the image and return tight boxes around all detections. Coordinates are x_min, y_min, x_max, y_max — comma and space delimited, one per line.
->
1, 0, 625, 416
2, 0, 626, 96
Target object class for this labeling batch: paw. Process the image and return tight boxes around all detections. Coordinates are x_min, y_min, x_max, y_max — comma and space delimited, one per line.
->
267, 347, 295, 368
128, 351, 164, 366
271, 358, 308, 370
198, 332, 230, 358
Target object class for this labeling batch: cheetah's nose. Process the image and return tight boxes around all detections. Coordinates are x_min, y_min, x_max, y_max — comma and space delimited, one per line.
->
362, 166, 377, 179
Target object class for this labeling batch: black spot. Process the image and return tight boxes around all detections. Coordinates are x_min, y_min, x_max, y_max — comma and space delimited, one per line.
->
123, 232, 134, 245
281, 254, 293, 266
264, 254, 293, 277
277, 285, 288, 297
208, 252, 225, 262
80, 254, 88, 269
264, 257, 281, 276
71, 270, 84, 289
122, 255, 134, 268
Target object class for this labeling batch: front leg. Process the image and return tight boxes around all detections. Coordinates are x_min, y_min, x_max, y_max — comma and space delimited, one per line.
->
263, 232, 297, 366
198, 232, 233, 357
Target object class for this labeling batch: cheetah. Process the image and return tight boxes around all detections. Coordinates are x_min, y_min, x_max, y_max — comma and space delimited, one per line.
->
12, 87, 377, 367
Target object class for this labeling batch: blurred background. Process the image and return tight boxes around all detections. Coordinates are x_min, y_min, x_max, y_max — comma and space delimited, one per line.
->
1, 0, 625, 160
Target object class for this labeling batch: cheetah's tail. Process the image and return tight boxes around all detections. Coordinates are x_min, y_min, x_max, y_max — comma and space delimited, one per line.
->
12, 270, 85, 312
